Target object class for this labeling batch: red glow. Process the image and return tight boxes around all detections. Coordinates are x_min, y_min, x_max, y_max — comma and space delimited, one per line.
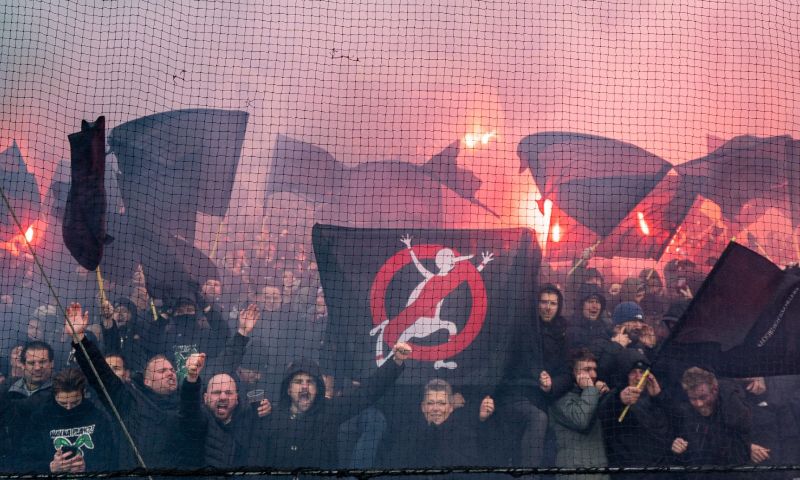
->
552, 222, 561, 242
637, 212, 650, 236
463, 128, 497, 149
24, 225, 34, 243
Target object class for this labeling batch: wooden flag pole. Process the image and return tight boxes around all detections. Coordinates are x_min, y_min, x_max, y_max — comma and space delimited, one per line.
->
96, 267, 108, 305
567, 239, 602, 276
618, 369, 651, 422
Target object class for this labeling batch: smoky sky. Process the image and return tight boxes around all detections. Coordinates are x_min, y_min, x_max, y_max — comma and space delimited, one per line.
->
2, 0, 800, 218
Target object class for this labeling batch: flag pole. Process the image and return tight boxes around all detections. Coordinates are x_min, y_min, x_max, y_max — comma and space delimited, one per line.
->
567, 239, 601, 276
618, 368, 651, 422
96, 266, 108, 305
137, 267, 160, 321
209, 218, 225, 260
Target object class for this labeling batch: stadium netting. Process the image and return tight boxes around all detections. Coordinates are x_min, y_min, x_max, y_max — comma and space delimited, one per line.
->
2, 0, 800, 478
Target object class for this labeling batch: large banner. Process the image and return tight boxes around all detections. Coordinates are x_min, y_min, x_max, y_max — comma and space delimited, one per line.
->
313, 225, 541, 386
659, 242, 800, 377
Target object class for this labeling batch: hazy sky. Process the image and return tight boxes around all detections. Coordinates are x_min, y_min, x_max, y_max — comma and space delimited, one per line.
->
2, 0, 799, 218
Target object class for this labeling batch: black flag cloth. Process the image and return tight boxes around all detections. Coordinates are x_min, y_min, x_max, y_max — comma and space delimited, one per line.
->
658, 241, 800, 377
313, 224, 541, 386
64, 116, 109, 271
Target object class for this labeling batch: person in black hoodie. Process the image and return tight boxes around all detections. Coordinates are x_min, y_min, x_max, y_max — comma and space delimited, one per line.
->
255, 342, 411, 468
495, 284, 572, 467
20, 368, 116, 473
599, 353, 672, 479
99, 297, 151, 372
566, 284, 610, 353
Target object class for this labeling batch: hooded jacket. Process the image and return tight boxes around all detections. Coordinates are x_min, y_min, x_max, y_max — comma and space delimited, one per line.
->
566, 284, 610, 353
496, 285, 572, 409
20, 396, 117, 473
256, 357, 403, 468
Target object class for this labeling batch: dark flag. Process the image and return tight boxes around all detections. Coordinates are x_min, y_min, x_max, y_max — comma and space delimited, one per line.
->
313, 224, 541, 386
64, 116, 110, 271
267, 135, 497, 229
0, 141, 41, 243
103, 109, 248, 296
658, 241, 800, 377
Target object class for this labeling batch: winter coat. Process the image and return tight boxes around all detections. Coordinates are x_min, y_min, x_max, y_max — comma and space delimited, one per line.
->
497, 313, 572, 410
256, 358, 404, 468
599, 389, 672, 468
72, 336, 187, 470
549, 386, 609, 480
179, 378, 262, 469
673, 379, 751, 467
383, 407, 493, 479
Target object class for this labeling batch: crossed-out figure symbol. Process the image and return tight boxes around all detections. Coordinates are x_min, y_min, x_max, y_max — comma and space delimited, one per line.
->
370, 235, 494, 370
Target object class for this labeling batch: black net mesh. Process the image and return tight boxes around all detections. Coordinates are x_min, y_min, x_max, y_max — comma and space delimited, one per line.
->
2, 1, 800, 478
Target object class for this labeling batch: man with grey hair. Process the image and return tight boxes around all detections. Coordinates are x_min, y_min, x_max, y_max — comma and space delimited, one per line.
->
384, 378, 496, 469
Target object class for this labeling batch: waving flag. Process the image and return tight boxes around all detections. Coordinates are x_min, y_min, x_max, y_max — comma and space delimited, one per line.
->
658, 242, 800, 377
313, 224, 540, 386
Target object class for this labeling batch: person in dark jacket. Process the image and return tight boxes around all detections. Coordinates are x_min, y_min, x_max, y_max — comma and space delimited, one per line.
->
671, 367, 759, 479
144, 297, 231, 382
179, 352, 271, 469
740, 375, 800, 479
383, 378, 496, 475
255, 342, 411, 468
599, 354, 672, 479
99, 297, 151, 372
20, 368, 116, 473
496, 284, 572, 467
67, 301, 257, 470
566, 284, 610, 353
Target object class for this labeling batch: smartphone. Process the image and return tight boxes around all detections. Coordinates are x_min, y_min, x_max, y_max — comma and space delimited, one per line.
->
61, 446, 80, 458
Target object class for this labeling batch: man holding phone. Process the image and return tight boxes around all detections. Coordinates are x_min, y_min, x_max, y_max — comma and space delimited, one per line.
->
20, 368, 116, 473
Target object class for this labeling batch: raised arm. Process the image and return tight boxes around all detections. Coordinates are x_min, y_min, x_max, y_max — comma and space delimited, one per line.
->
329, 342, 412, 422
67, 303, 130, 409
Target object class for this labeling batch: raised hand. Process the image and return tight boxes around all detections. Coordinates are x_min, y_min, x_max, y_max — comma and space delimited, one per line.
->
237, 303, 261, 337
392, 342, 413, 365
539, 370, 552, 392
65, 302, 90, 341
257, 398, 272, 417
185, 353, 206, 383
481, 252, 495, 264
400, 235, 412, 249
479, 396, 495, 421
100, 300, 114, 329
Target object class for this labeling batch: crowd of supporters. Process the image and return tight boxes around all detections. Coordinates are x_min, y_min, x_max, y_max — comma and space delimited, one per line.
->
1, 232, 800, 479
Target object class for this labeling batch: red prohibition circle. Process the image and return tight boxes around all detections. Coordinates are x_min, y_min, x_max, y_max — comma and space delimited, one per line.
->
369, 244, 487, 362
